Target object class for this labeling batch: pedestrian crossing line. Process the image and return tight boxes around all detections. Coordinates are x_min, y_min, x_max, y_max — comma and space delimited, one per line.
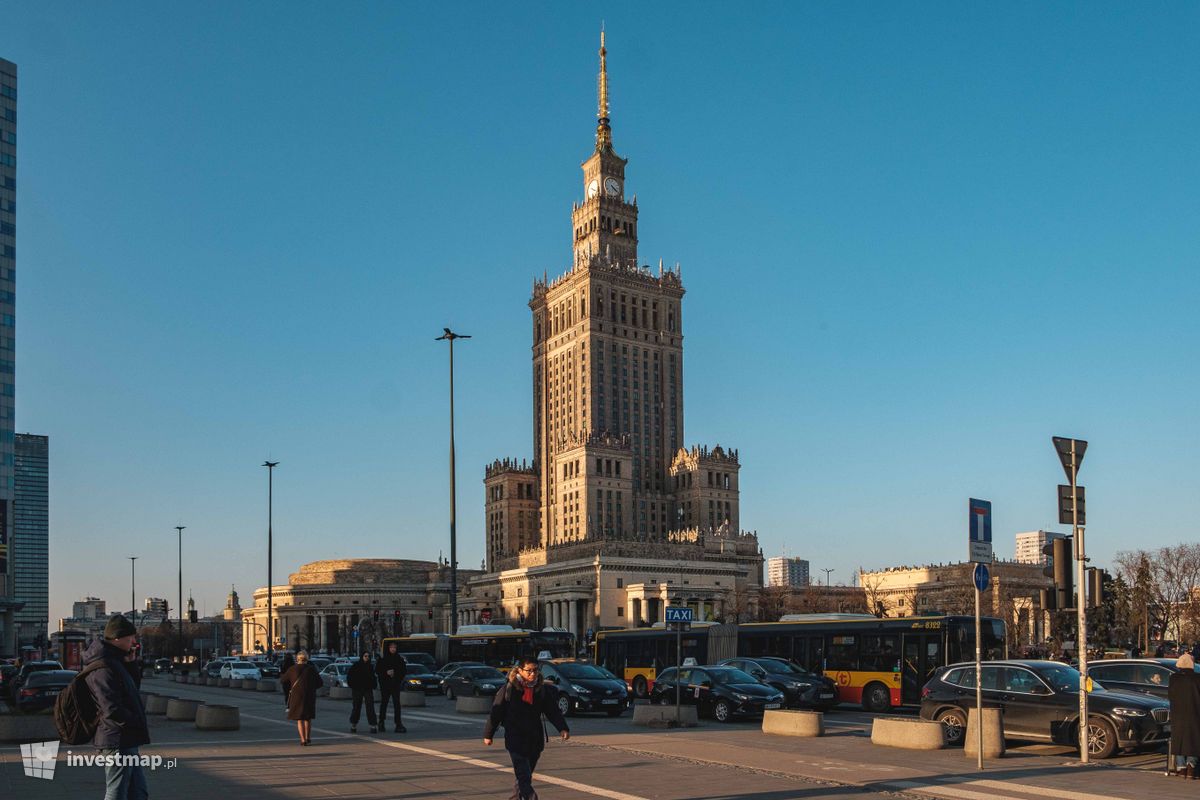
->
883, 778, 1133, 800
397, 711, 475, 726
241, 712, 650, 800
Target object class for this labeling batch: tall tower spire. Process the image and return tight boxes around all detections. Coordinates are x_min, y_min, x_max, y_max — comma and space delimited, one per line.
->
596, 27, 612, 153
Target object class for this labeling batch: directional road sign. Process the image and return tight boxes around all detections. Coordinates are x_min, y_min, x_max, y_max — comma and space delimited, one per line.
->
973, 562, 991, 593
1052, 436, 1088, 482
968, 498, 993, 564
664, 606, 694, 624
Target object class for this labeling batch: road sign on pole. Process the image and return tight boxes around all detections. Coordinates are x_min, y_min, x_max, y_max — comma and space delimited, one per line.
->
1052, 436, 1087, 482
665, 606, 694, 624
968, 498, 993, 563
1057, 484, 1086, 526
973, 562, 990, 592
1052, 435, 1090, 764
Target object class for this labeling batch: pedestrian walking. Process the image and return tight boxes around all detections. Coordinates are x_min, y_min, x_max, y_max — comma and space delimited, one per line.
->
83, 614, 150, 800
375, 642, 407, 733
1169, 652, 1200, 778
279, 652, 295, 675
280, 650, 321, 746
483, 655, 570, 800
347, 651, 378, 733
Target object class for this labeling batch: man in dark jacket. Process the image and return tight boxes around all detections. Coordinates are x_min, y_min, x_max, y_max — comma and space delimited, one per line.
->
483, 656, 569, 800
84, 614, 150, 800
375, 643, 407, 733
347, 651, 378, 733
1170, 652, 1200, 777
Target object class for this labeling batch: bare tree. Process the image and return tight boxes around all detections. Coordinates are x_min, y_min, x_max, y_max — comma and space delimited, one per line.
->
859, 569, 887, 618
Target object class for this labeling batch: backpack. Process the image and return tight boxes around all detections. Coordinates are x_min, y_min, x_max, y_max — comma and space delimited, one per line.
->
54, 661, 109, 745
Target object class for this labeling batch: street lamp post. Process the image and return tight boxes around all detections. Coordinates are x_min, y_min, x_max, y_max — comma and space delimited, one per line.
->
821, 568, 834, 588
263, 460, 279, 655
174, 526, 185, 662
436, 328, 470, 634
129, 557, 138, 628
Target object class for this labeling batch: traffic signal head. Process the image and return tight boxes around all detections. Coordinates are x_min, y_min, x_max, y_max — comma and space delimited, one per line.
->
1039, 587, 1056, 612
1052, 537, 1074, 610
372, 609, 380, 621
427, 608, 433, 620
393, 610, 400, 620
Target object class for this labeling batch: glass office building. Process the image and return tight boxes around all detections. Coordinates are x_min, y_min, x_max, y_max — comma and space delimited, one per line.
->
14, 434, 47, 648
0, 58, 18, 654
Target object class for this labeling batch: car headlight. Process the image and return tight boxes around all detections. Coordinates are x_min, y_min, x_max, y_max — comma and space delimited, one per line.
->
407, 678, 422, 684
572, 684, 590, 693
734, 693, 750, 701
773, 693, 785, 702
481, 684, 496, 690
1113, 707, 1147, 717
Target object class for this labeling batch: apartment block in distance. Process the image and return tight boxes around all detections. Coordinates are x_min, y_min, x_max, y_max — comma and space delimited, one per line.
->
767, 556, 810, 588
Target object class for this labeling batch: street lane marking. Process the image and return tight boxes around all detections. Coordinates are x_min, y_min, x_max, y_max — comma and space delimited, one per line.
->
885, 778, 1132, 800
241, 712, 649, 800
390, 711, 475, 726
943, 778, 1134, 800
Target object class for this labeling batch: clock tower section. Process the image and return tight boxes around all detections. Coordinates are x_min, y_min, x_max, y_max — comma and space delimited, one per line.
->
571, 32, 638, 268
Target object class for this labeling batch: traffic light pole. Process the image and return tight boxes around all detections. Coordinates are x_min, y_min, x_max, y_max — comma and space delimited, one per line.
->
1071, 441, 1090, 764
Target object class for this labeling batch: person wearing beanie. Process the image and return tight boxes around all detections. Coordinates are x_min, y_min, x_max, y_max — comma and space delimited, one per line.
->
83, 614, 150, 798
1169, 652, 1200, 778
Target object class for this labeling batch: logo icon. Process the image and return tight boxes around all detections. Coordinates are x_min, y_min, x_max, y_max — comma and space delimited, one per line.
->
20, 740, 60, 780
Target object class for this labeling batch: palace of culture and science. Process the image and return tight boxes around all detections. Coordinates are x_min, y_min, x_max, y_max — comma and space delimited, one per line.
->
460, 35, 762, 637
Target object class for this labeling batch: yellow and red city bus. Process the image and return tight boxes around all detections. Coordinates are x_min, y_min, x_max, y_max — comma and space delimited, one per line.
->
596, 614, 1006, 709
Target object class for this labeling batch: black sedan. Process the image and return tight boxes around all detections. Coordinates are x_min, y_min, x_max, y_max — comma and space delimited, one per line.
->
649, 666, 785, 723
436, 661, 484, 681
540, 660, 629, 717
15, 670, 76, 712
442, 666, 506, 699
718, 657, 838, 710
1086, 659, 1186, 699
920, 659, 1170, 759
154, 658, 172, 674
401, 663, 444, 694
8, 660, 63, 702
203, 660, 225, 679
252, 660, 281, 679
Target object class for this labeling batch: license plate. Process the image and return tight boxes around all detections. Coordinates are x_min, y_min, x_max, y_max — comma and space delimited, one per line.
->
46, 690, 59, 696
820, 693, 834, 699
765, 703, 782, 709
601, 699, 619, 705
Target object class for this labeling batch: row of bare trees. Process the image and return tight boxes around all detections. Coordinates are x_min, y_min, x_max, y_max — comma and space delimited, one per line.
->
1113, 543, 1200, 650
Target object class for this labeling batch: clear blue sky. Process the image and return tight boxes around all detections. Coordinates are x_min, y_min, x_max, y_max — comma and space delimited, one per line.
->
3, 3, 1197, 622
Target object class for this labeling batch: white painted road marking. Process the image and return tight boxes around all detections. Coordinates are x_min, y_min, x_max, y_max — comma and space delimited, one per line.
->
886, 778, 1135, 800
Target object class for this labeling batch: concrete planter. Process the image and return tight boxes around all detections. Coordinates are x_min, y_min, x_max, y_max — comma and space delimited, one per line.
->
762, 709, 824, 737
196, 676, 208, 686
330, 686, 353, 700
0, 712, 59, 744
195, 704, 240, 731
964, 708, 1005, 758
870, 717, 945, 750
240, 679, 258, 690
166, 699, 203, 722
145, 695, 175, 715
455, 695, 494, 714
256, 679, 278, 693
399, 692, 426, 708
218, 678, 230, 687
631, 704, 699, 727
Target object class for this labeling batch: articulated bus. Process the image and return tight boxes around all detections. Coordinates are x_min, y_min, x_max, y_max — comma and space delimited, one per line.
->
594, 614, 1007, 710
381, 626, 575, 669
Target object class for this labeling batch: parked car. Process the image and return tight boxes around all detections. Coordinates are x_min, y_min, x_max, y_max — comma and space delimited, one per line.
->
649, 666, 785, 723
920, 659, 1171, 759
153, 658, 172, 674
9, 661, 63, 702
308, 657, 333, 673
203, 660, 225, 679
436, 661, 485, 681
219, 661, 263, 681
15, 670, 76, 712
319, 662, 351, 689
399, 652, 438, 672
0, 663, 17, 695
717, 656, 838, 710
401, 662, 444, 694
1086, 658, 1186, 699
442, 666, 506, 699
539, 659, 628, 717
251, 660, 280, 678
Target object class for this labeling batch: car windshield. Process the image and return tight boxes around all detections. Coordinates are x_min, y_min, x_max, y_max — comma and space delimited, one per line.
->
472, 668, 504, 679
28, 671, 75, 686
759, 660, 806, 676
556, 663, 608, 680
709, 668, 758, 685
232, 662, 255, 669
1037, 663, 1103, 692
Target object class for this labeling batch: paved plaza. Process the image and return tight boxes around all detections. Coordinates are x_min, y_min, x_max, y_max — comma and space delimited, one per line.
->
1, 676, 1194, 800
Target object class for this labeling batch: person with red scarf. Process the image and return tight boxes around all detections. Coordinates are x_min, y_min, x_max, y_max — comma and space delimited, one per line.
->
483, 655, 569, 800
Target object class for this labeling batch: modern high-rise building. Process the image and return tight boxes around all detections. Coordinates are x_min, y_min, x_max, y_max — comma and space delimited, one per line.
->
766, 556, 810, 588
13, 433, 47, 647
1014, 530, 1068, 566
0, 58, 18, 656
144, 597, 169, 616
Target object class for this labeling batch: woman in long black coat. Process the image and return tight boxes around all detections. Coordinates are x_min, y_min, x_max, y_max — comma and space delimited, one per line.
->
1169, 652, 1200, 777
281, 650, 322, 745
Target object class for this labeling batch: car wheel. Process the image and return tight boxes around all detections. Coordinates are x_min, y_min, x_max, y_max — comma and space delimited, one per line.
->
445, 687, 455, 700
1083, 716, 1119, 760
936, 707, 968, 747
558, 694, 571, 718
632, 676, 648, 699
713, 699, 732, 723
657, 692, 671, 706
862, 682, 891, 713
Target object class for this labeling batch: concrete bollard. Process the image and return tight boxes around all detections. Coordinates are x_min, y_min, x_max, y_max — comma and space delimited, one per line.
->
241, 679, 258, 690
166, 699, 203, 722
762, 709, 824, 737
256, 679, 278, 693
145, 695, 175, 715
0, 712, 60, 744
964, 708, 1006, 759
196, 675, 208, 686
456, 695, 494, 714
330, 686, 353, 700
400, 692, 426, 708
870, 717, 945, 750
631, 704, 699, 727
218, 678, 230, 687
195, 704, 240, 731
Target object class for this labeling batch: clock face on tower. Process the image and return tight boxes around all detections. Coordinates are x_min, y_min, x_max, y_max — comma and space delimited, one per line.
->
587, 179, 599, 199
604, 177, 621, 197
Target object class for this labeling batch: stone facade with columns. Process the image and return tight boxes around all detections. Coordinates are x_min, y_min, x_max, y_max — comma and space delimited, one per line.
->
241, 559, 483, 654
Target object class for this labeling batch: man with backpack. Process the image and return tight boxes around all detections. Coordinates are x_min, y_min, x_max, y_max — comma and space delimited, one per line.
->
82, 614, 151, 799
482, 655, 569, 800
